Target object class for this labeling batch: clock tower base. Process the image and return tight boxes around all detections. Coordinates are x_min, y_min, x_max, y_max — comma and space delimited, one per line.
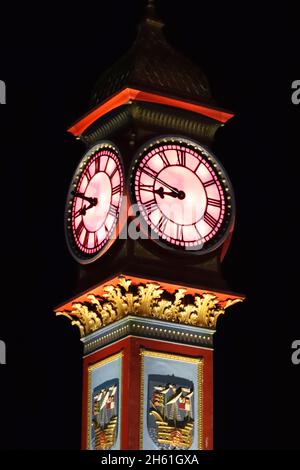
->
55, 274, 243, 450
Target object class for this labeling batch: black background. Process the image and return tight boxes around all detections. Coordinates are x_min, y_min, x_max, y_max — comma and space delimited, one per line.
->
0, 0, 298, 450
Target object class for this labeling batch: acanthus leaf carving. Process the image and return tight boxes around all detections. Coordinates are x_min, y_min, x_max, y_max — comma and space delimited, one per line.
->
56, 277, 243, 337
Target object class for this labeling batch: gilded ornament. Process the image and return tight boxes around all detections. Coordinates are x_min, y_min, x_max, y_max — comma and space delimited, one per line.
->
56, 277, 243, 337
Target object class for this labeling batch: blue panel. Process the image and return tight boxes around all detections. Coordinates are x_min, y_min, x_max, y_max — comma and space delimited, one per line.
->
89, 354, 122, 450
142, 352, 201, 450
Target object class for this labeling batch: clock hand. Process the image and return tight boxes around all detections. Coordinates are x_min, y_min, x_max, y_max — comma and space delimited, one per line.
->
141, 186, 185, 200
72, 191, 98, 206
74, 205, 88, 218
74, 202, 95, 217
141, 167, 184, 196
74, 198, 99, 218
142, 167, 179, 193
159, 189, 185, 199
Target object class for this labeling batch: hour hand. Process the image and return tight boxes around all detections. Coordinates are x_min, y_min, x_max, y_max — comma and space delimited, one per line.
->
72, 191, 98, 206
154, 186, 185, 200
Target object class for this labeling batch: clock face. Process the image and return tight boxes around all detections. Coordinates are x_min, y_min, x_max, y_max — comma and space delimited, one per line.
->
65, 142, 124, 263
130, 136, 234, 254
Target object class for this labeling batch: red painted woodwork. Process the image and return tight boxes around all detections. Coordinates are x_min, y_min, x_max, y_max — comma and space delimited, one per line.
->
82, 336, 213, 450
68, 88, 234, 137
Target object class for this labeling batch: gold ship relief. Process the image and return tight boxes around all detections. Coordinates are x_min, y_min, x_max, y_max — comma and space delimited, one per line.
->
93, 384, 118, 450
94, 416, 117, 450
149, 384, 194, 449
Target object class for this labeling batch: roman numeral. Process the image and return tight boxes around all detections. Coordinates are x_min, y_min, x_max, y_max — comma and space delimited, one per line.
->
108, 204, 118, 217
85, 168, 92, 181
157, 214, 168, 232
76, 220, 85, 238
139, 184, 154, 193
194, 161, 201, 173
203, 179, 215, 188
177, 149, 186, 166
95, 157, 100, 173
159, 151, 170, 167
207, 197, 221, 207
94, 231, 99, 247
104, 157, 109, 173
83, 230, 90, 247
176, 224, 184, 241
112, 184, 121, 196
141, 165, 158, 180
193, 224, 202, 239
110, 165, 118, 178
204, 212, 217, 228
143, 198, 158, 216
74, 208, 83, 218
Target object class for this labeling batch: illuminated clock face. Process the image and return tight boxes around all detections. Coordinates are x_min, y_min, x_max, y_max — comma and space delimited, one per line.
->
130, 136, 234, 254
65, 142, 124, 263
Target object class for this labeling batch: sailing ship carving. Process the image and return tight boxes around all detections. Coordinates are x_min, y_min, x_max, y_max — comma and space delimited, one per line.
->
148, 381, 194, 449
92, 383, 118, 449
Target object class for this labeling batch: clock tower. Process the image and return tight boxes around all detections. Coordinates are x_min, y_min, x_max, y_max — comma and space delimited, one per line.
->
56, 1, 244, 450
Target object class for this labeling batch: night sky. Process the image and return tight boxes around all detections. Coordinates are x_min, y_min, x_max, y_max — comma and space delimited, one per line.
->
0, 0, 298, 450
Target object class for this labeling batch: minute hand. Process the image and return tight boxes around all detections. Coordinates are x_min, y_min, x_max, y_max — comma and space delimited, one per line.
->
141, 167, 181, 195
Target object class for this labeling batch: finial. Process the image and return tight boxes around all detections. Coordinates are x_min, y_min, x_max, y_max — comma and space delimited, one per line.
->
145, 0, 157, 21
143, 0, 163, 27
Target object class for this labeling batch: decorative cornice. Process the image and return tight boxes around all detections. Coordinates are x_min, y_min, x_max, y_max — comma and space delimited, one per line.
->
81, 317, 215, 354
56, 277, 243, 338
81, 102, 220, 145
68, 88, 234, 138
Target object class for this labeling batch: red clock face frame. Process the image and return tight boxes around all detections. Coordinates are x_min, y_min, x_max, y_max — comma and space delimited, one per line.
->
65, 142, 124, 264
129, 136, 234, 255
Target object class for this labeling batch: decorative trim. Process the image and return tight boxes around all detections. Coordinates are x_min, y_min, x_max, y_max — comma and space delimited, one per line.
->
139, 349, 203, 450
68, 87, 234, 137
81, 316, 215, 354
87, 352, 123, 450
139, 348, 145, 451
198, 357, 203, 449
82, 102, 220, 145
57, 277, 243, 338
